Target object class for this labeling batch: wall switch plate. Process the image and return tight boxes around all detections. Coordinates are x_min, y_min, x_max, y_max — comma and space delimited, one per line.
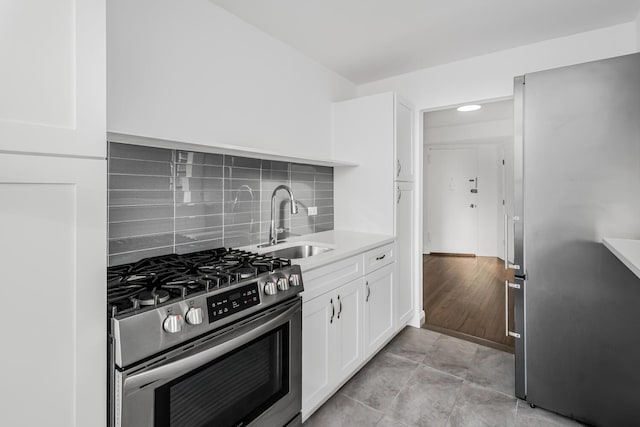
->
308, 206, 318, 216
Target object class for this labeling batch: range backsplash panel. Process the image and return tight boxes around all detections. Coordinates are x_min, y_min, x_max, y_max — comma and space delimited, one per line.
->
108, 143, 334, 266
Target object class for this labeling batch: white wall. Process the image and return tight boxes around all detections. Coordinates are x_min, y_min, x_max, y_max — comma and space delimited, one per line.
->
107, 0, 356, 160
636, 12, 640, 48
357, 22, 638, 108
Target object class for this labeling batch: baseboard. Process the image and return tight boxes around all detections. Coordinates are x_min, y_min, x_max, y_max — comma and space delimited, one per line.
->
430, 252, 476, 257
408, 309, 425, 328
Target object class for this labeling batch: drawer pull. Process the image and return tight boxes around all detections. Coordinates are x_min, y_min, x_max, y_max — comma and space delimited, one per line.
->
330, 298, 335, 324
375, 254, 386, 261
366, 281, 371, 302
337, 295, 342, 319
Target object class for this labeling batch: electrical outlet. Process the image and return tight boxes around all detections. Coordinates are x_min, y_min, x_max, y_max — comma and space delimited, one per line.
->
308, 206, 318, 216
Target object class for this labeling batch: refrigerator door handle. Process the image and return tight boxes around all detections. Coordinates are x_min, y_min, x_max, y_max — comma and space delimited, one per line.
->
505, 280, 522, 338
504, 212, 521, 271
504, 212, 509, 270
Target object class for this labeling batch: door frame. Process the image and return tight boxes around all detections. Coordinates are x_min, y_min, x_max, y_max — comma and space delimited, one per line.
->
413, 96, 513, 328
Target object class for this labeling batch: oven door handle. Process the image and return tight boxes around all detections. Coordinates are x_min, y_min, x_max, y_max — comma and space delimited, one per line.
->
124, 301, 300, 390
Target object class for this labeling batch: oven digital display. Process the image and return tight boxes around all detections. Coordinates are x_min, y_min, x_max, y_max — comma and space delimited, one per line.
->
206, 283, 260, 323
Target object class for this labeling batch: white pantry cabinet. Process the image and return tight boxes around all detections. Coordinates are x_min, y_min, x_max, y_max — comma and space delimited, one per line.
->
0, 154, 106, 427
0, 1, 106, 426
395, 182, 415, 326
333, 92, 416, 328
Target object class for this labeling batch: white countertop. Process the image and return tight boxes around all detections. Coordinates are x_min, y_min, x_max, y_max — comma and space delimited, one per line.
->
244, 229, 394, 272
602, 238, 640, 279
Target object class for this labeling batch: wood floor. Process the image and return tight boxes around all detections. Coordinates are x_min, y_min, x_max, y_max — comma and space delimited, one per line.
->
422, 254, 515, 352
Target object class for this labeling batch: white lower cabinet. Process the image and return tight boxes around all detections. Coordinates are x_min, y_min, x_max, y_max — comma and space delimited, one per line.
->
302, 244, 399, 421
364, 264, 395, 356
302, 290, 334, 416
302, 277, 364, 419
332, 278, 365, 381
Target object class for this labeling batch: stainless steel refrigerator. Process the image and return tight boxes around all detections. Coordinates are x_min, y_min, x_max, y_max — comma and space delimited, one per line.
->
510, 52, 640, 426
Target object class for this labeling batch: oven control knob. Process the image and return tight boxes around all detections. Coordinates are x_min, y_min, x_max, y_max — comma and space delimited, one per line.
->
264, 280, 278, 296
289, 273, 301, 287
277, 277, 289, 292
185, 307, 203, 325
163, 314, 184, 333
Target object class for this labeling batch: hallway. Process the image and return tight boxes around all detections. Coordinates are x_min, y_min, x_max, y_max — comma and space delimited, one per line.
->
423, 254, 515, 351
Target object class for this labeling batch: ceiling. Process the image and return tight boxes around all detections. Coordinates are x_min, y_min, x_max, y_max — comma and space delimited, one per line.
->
209, 0, 640, 84
423, 100, 513, 145
424, 100, 513, 129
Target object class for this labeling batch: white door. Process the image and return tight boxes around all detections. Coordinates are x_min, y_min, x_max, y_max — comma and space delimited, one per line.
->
395, 183, 415, 326
302, 295, 335, 418
332, 278, 365, 382
427, 147, 479, 254
364, 265, 395, 356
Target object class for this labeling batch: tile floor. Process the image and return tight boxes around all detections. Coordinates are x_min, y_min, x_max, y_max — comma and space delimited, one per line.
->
304, 326, 583, 427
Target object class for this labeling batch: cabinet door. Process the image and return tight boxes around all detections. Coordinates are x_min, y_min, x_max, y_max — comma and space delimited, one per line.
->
396, 182, 415, 327
0, 0, 105, 158
395, 99, 414, 182
364, 265, 395, 356
332, 278, 365, 382
302, 294, 336, 418
0, 154, 106, 427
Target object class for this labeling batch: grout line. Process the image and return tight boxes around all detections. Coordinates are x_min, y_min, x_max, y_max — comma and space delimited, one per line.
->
109, 217, 175, 224
109, 244, 175, 257
172, 149, 177, 253
339, 393, 385, 419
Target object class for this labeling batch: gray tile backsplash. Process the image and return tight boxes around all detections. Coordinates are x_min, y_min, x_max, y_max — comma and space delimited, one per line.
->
108, 142, 334, 266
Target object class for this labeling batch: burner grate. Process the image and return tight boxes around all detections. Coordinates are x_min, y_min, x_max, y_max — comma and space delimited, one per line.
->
107, 247, 290, 316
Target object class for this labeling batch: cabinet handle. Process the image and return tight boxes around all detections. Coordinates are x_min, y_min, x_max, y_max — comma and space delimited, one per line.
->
337, 295, 342, 319
366, 281, 371, 302
397, 187, 402, 204
330, 298, 335, 324
375, 254, 386, 261
397, 159, 402, 177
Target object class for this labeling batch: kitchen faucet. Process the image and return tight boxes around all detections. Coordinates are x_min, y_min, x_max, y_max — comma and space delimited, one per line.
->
267, 184, 298, 246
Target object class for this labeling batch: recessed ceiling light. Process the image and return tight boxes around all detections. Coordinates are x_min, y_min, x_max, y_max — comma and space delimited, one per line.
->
457, 104, 482, 112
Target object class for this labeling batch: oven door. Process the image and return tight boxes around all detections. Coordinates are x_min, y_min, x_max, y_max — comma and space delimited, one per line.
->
114, 298, 302, 427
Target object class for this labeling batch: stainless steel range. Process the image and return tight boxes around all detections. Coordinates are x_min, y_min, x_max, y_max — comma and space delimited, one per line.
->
107, 248, 303, 427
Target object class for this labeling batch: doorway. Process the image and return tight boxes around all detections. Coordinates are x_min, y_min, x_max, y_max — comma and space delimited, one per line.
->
422, 99, 515, 352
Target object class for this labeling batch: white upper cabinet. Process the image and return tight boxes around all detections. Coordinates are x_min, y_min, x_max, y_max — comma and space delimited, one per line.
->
395, 99, 414, 182
0, 0, 106, 158
334, 92, 414, 235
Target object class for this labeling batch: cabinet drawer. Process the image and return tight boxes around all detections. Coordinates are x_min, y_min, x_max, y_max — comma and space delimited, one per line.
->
302, 255, 364, 301
364, 243, 395, 274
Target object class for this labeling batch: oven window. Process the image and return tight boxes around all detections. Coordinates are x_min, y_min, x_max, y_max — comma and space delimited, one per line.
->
154, 324, 289, 427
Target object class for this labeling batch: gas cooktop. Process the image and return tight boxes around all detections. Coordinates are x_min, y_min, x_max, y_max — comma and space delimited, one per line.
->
107, 248, 292, 317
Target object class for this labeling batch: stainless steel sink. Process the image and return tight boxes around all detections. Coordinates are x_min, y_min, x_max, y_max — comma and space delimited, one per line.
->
265, 244, 333, 259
